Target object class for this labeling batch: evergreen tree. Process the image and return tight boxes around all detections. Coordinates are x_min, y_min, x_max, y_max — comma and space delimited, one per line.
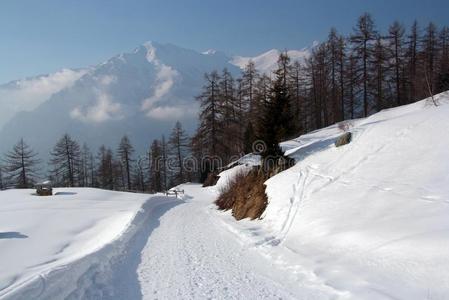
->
79, 143, 92, 187
161, 135, 168, 191
289, 61, 305, 132
327, 28, 342, 123
373, 36, 387, 110
406, 21, 419, 102
196, 71, 222, 159
351, 13, 378, 117
117, 135, 134, 190
437, 26, 449, 92
242, 60, 259, 123
97, 145, 114, 190
0, 164, 4, 190
219, 68, 239, 159
3, 139, 40, 188
168, 121, 189, 185
388, 21, 406, 106
243, 122, 256, 154
133, 156, 146, 192
258, 53, 294, 160
422, 22, 438, 97
50, 134, 81, 187
149, 139, 163, 192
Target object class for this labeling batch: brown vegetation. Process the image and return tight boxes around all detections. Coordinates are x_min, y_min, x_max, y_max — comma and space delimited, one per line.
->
202, 171, 220, 187
215, 168, 269, 220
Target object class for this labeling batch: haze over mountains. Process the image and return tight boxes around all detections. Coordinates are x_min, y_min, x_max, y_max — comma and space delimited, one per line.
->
0, 41, 311, 160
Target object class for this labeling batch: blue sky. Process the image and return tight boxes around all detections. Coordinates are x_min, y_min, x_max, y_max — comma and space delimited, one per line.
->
0, 0, 448, 83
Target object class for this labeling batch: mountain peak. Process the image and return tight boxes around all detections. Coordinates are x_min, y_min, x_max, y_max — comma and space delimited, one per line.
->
230, 47, 310, 74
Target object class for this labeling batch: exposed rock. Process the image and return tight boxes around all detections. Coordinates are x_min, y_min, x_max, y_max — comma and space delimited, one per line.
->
335, 132, 352, 147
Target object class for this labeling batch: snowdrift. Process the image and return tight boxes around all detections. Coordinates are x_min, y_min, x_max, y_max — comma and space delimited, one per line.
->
217, 92, 449, 299
0, 188, 152, 298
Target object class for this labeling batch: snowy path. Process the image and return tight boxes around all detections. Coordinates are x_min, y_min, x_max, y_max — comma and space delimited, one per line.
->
3, 185, 340, 299
136, 184, 338, 300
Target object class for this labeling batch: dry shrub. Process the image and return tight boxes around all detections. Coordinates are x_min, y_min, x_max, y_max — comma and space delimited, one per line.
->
202, 171, 220, 187
215, 168, 268, 220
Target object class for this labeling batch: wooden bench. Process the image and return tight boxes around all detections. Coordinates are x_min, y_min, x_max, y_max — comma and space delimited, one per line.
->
165, 189, 185, 198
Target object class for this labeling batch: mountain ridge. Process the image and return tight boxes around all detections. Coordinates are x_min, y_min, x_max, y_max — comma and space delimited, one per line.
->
0, 41, 312, 163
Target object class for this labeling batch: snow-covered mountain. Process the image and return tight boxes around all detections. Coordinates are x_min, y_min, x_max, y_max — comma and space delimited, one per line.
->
230, 48, 311, 74
0, 42, 241, 158
0, 42, 311, 160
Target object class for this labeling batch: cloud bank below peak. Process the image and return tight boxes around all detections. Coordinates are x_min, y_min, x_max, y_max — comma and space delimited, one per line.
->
0, 68, 87, 128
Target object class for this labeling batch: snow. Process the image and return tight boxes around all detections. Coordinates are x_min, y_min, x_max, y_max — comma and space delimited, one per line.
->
3, 92, 449, 299
215, 92, 449, 299
231, 48, 310, 74
0, 188, 150, 298
215, 153, 262, 191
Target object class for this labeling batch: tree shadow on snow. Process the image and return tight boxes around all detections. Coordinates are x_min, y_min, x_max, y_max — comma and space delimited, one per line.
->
0, 232, 28, 239
54, 192, 77, 196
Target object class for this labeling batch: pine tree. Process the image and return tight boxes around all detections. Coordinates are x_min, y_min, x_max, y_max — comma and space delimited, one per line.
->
437, 26, 449, 92
133, 156, 146, 192
3, 139, 40, 188
422, 22, 438, 97
351, 13, 378, 117
190, 130, 206, 182
337, 35, 346, 120
0, 164, 4, 190
79, 144, 92, 187
258, 53, 294, 160
289, 61, 305, 132
327, 28, 342, 123
97, 145, 114, 190
168, 121, 189, 185
149, 139, 163, 192
406, 21, 419, 102
373, 36, 387, 110
161, 135, 168, 191
117, 135, 134, 190
196, 71, 222, 159
242, 60, 259, 123
219, 68, 239, 159
388, 21, 405, 106
50, 134, 81, 187
253, 74, 272, 136
87, 151, 97, 187
243, 121, 256, 154
308, 45, 330, 128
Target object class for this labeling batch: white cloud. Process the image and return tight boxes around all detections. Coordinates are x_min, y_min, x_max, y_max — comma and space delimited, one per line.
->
97, 75, 117, 86
70, 91, 123, 123
0, 68, 87, 128
141, 64, 179, 113
145, 105, 197, 121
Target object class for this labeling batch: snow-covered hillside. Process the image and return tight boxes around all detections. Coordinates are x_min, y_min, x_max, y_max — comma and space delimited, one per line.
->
214, 92, 449, 299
